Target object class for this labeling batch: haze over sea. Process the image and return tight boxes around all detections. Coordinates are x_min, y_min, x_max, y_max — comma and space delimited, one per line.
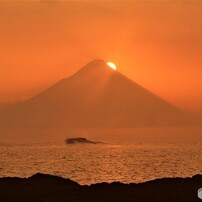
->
1, 132, 202, 185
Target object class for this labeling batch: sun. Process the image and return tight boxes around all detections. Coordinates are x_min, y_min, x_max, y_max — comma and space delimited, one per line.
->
107, 62, 117, 70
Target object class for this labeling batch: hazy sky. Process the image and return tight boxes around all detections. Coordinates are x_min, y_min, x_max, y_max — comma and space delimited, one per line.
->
0, 0, 202, 112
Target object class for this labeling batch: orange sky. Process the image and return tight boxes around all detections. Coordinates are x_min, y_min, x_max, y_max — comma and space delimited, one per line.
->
0, 0, 202, 112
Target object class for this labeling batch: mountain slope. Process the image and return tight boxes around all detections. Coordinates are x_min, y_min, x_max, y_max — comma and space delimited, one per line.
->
0, 59, 190, 140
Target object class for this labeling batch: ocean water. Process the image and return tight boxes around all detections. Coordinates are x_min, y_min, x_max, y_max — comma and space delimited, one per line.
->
0, 142, 202, 185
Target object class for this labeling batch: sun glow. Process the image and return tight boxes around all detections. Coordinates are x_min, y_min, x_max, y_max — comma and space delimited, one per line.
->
107, 62, 117, 70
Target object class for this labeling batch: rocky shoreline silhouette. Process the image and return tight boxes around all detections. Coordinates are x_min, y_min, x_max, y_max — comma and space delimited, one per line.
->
0, 173, 201, 202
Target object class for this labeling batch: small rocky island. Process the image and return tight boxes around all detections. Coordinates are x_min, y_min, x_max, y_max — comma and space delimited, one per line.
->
65, 137, 98, 144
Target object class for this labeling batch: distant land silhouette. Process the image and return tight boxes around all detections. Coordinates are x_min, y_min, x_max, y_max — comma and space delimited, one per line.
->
0, 59, 197, 142
65, 137, 98, 144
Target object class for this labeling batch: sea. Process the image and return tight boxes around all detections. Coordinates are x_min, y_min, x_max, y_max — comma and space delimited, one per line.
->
0, 140, 202, 185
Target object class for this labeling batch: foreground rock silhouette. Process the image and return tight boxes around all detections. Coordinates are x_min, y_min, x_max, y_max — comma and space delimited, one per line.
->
0, 173, 201, 202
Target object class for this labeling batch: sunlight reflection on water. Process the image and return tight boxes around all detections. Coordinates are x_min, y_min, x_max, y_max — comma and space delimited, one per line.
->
0, 143, 202, 185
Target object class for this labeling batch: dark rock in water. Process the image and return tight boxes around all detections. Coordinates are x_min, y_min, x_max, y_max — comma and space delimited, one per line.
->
0, 173, 202, 202
65, 137, 97, 144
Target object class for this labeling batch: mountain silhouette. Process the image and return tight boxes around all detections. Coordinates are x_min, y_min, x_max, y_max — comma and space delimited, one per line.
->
0, 59, 190, 141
